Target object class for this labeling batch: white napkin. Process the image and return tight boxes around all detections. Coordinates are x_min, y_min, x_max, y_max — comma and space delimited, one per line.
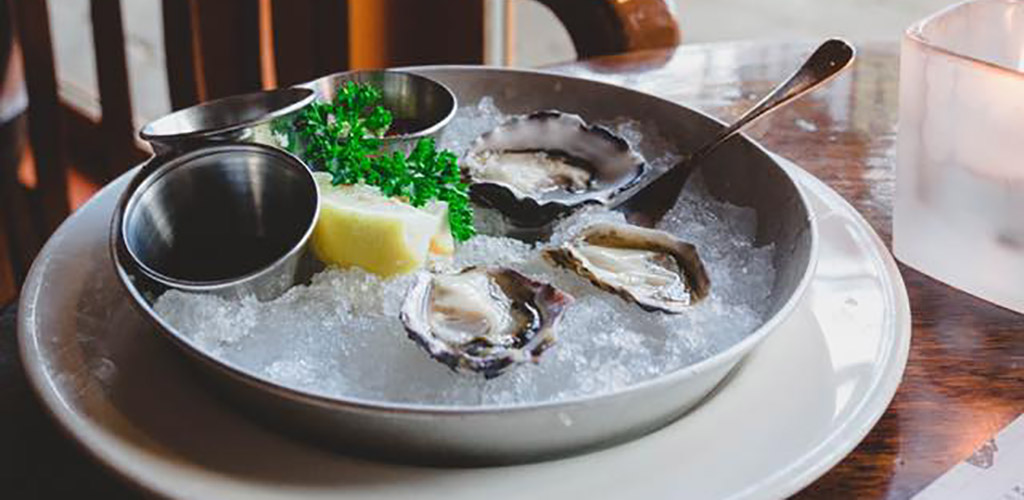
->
913, 413, 1024, 499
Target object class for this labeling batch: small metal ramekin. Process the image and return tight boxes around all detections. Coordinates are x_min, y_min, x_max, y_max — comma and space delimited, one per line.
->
113, 143, 319, 301
297, 69, 457, 151
139, 88, 315, 155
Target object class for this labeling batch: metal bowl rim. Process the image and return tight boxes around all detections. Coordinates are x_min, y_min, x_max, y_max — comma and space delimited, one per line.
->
116, 143, 320, 293
113, 65, 819, 416
294, 69, 458, 143
138, 87, 315, 143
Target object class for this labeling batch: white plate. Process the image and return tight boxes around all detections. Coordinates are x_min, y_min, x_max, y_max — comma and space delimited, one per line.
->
18, 157, 910, 500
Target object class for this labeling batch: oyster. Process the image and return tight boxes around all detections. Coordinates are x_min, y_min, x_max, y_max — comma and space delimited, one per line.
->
464, 111, 646, 227
400, 266, 574, 378
544, 223, 710, 313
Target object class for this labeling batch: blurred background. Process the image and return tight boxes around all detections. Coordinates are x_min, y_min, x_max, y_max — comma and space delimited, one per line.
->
49, 0, 955, 129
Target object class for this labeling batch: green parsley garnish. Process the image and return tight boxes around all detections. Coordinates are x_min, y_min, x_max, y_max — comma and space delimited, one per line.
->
295, 81, 475, 242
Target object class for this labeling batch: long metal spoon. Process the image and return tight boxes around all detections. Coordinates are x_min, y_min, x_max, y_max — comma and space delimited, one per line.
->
612, 38, 856, 227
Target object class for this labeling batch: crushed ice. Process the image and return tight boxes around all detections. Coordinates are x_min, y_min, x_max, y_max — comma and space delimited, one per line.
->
153, 98, 776, 406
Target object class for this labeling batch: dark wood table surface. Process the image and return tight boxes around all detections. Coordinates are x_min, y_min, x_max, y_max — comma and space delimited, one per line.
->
3, 40, 1023, 499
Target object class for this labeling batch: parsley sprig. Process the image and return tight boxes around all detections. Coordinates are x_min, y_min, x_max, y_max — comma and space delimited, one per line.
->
295, 82, 475, 242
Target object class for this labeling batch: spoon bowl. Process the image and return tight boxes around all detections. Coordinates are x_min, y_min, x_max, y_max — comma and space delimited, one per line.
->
613, 39, 856, 226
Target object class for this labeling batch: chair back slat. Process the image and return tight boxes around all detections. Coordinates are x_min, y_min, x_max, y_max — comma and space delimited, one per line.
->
190, 0, 262, 99
271, 0, 349, 86
90, 0, 137, 178
349, 0, 483, 68
10, 0, 68, 234
162, 0, 200, 109
163, 0, 263, 106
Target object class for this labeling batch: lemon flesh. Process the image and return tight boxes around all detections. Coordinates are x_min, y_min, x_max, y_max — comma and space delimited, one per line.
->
311, 173, 453, 276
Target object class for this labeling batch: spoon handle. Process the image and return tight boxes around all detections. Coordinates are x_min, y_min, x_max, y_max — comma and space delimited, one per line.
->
687, 39, 855, 164
612, 39, 855, 227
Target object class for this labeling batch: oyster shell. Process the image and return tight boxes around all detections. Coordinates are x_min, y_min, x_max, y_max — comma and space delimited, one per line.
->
400, 266, 574, 378
464, 111, 646, 227
544, 223, 710, 313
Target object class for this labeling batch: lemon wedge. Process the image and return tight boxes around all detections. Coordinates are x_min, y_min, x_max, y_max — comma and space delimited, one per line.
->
311, 172, 454, 276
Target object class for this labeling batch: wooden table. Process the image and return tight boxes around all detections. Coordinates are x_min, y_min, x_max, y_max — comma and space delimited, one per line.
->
2, 40, 1023, 499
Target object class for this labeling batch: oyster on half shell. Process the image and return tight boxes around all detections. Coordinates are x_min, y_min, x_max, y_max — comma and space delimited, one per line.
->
400, 266, 574, 378
464, 111, 646, 227
544, 223, 710, 313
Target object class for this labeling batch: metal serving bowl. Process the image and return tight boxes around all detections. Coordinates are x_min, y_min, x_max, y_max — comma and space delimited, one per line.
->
113, 143, 319, 301
297, 69, 457, 151
139, 88, 315, 155
112, 67, 817, 465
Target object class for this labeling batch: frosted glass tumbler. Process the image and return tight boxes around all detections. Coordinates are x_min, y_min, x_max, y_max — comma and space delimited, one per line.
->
895, 0, 1024, 312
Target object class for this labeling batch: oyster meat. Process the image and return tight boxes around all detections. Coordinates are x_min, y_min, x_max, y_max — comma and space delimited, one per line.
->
464, 111, 646, 227
400, 266, 574, 378
544, 222, 710, 313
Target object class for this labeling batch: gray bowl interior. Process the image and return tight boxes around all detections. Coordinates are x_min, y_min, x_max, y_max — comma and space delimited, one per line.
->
124, 147, 319, 285
117, 66, 815, 466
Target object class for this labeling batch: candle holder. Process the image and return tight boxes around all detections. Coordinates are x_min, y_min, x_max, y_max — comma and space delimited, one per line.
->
895, 0, 1024, 312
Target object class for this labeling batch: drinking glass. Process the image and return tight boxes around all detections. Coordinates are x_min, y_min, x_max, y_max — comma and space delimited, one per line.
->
895, 0, 1024, 312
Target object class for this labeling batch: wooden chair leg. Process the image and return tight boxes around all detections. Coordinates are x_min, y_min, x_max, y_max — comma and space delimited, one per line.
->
0, 0, 15, 303
5, 184, 43, 283
0, 212, 15, 305
0, 114, 40, 284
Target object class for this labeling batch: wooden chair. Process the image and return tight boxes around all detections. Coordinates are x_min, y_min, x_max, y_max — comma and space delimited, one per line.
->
0, 0, 680, 302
